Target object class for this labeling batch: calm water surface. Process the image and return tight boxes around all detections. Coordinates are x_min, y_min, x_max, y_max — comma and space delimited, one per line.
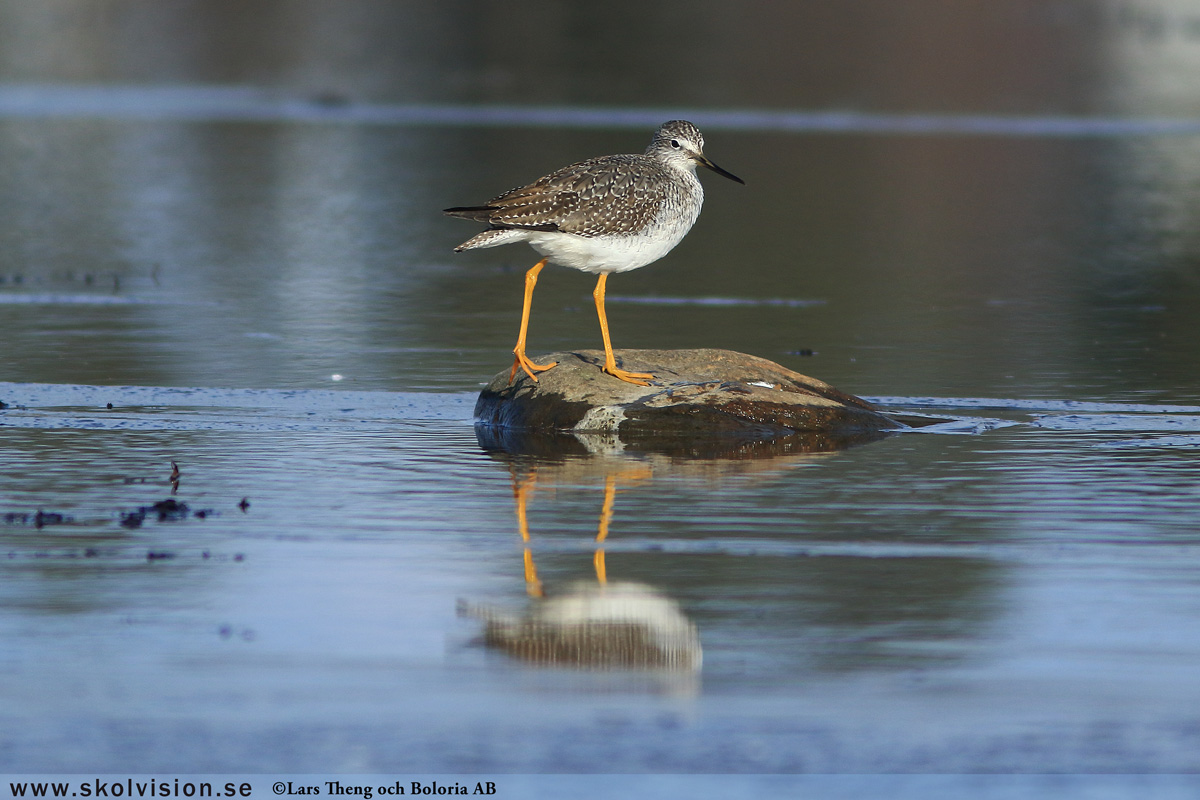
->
4, 384, 1200, 777
3, 2, 1200, 794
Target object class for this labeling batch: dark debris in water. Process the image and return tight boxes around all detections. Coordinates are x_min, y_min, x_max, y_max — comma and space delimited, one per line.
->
8, 464, 240, 533
120, 498, 214, 528
5, 546, 245, 564
154, 498, 189, 520
218, 624, 257, 642
7, 497, 231, 532
3, 510, 75, 528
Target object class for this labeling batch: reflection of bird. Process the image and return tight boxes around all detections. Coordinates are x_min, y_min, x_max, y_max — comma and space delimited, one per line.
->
445, 120, 743, 386
459, 582, 701, 671
465, 422, 855, 674
458, 459, 699, 671
506, 465, 653, 597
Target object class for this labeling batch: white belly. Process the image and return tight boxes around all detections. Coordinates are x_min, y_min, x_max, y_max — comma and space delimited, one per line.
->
525, 202, 703, 274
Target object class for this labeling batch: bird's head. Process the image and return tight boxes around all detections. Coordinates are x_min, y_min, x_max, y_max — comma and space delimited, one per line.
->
648, 120, 744, 184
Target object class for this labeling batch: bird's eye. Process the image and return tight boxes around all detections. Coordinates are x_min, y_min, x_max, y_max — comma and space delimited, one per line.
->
670, 139, 681, 149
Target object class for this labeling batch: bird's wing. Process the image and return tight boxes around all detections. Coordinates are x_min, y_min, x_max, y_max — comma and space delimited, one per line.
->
453, 155, 668, 237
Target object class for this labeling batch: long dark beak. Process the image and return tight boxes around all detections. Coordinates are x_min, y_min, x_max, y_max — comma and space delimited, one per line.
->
697, 154, 744, 185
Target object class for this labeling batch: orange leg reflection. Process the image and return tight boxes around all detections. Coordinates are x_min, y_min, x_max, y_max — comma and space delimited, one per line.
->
593, 474, 617, 585
509, 464, 652, 593
512, 470, 544, 597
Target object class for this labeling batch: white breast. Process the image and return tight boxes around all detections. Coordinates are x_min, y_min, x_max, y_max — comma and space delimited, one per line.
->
526, 179, 704, 274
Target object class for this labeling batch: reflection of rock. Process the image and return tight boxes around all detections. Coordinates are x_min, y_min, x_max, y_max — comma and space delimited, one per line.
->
475, 417, 890, 458
459, 581, 701, 671
475, 348, 902, 444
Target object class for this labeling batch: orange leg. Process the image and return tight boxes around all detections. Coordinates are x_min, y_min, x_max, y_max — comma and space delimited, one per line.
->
592, 273, 654, 386
593, 475, 617, 584
508, 258, 558, 384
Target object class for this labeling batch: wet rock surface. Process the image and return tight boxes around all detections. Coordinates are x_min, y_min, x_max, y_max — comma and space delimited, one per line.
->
475, 348, 903, 444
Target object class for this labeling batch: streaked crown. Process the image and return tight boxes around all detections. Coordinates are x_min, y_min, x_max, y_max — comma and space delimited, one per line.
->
646, 120, 706, 162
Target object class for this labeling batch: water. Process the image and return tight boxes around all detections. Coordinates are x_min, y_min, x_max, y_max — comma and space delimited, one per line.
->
4, 384, 1199, 773
4, 2, 1200, 795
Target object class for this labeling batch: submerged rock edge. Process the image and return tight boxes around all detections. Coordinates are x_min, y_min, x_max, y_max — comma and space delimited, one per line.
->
474, 348, 902, 437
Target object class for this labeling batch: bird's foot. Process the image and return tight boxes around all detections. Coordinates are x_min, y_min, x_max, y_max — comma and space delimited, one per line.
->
509, 352, 558, 384
602, 365, 655, 387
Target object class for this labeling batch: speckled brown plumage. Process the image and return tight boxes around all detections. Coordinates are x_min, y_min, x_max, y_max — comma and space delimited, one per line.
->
445, 154, 677, 238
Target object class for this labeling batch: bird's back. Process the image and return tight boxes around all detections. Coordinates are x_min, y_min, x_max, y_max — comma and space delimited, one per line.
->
445, 152, 701, 239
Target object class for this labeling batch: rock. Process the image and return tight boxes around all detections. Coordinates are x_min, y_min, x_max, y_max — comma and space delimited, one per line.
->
474, 348, 903, 446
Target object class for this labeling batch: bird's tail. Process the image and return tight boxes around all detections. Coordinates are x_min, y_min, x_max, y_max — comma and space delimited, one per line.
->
452, 228, 529, 252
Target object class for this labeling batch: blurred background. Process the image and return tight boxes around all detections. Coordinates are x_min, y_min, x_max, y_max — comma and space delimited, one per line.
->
1, 0, 1199, 402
